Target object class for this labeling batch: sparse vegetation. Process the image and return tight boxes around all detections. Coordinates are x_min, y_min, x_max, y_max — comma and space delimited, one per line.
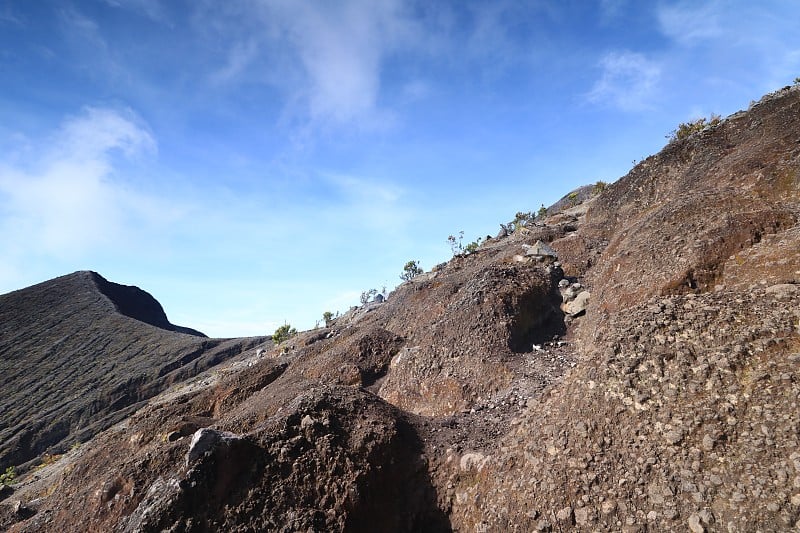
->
506, 211, 534, 232
1, 466, 16, 485
400, 260, 423, 281
272, 323, 297, 344
34, 453, 63, 471
667, 114, 721, 141
537, 204, 548, 218
593, 180, 607, 195
794, 77, 800, 85
567, 191, 579, 207
447, 231, 465, 256
464, 237, 483, 254
360, 289, 378, 305
449, 231, 484, 255
322, 311, 334, 327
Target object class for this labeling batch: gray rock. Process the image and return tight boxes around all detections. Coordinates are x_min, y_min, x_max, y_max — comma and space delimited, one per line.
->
186, 428, 240, 466
575, 506, 595, 525
688, 513, 705, 533
565, 291, 591, 316
765, 283, 799, 298
523, 240, 558, 259
556, 506, 573, 523
664, 428, 684, 445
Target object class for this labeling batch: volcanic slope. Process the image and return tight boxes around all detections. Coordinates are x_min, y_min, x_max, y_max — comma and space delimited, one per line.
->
0, 271, 267, 472
1, 84, 799, 532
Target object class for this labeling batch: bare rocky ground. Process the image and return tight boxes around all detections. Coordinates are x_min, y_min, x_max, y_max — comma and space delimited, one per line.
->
1, 85, 799, 532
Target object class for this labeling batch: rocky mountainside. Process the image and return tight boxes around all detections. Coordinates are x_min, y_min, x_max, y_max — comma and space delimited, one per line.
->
1, 85, 799, 532
0, 271, 267, 473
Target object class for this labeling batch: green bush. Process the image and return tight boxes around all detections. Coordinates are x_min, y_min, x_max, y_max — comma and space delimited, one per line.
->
593, 180, 607, 195
537, 204, 548, 218
400, 260, 423, 281
0, 466, 15, 485
322, 311, 334, 327
567, 192, 579, 207
272, 323, 297, 344
668, 114, 721, 141
464, 237, 483, 254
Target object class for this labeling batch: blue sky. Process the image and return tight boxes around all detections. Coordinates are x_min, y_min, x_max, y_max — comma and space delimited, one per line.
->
1, 0, 799, 337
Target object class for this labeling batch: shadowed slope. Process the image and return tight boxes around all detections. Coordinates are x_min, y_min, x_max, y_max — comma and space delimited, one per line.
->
0, 271, 266, 471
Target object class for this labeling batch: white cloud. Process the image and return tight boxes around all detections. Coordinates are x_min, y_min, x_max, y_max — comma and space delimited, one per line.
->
657, 1, 722, 46
586, 51, 661, 111
212, 0, 420, 128
0, 107, 165, 260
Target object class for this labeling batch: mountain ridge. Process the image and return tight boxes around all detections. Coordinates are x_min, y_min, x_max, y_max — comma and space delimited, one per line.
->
1, 84, 799, 531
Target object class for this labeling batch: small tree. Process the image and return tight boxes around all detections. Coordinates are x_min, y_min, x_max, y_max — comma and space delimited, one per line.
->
537, 204, 548, 218
593, 180, 607, 195
360, 289, 377, 305
322, 311, 334, 327
513, 211, 534, 229
400, 260, 423, 281
567, 192, 579, 207
794, 77, 800, 85
272, 323, 297, 344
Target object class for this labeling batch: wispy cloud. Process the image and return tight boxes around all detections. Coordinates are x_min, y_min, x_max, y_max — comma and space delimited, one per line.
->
321, 173, 411, 232
256, 0, 417, 127
0, 107, 168, 261
657, 1, 722, 46
586, 50, 661, 111
656, 1, 800, 90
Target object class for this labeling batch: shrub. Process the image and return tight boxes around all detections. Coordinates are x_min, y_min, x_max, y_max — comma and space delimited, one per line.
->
794, 77, 800, 85
447, 231, 464, 256
668, 114, 721, 141
360, 289, 378, 305
400, 260, 423, 281
593, 180, 607, 195
272, 323, 297, 344
537, 204, 548, 218
567, 191, 580, 206
322, 311, 334, 327
464, 237, 483, 254
0, 466, 15, 485
512, 211, 534, 229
